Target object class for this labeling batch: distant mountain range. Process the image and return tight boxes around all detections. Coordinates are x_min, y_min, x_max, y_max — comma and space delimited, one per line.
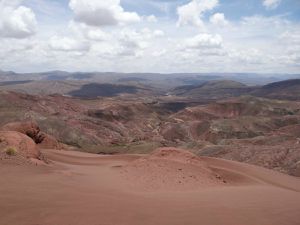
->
1, 69, 300, 87
1, 69, 300, 100
171, 79, 300, 101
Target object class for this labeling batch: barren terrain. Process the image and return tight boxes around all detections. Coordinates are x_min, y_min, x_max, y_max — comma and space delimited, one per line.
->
1, 88, 300, 176
1, 73, 300, 225
0, 148, 299, 225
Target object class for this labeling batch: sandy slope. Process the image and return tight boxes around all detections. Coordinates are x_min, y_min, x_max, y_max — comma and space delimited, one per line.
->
0, 148, 300, 225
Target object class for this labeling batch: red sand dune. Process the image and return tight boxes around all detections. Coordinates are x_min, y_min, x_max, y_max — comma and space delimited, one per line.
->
120, 148, 226, 191
0, 147, 300, 225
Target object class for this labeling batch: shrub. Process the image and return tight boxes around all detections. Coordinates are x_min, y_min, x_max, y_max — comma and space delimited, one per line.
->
5, 147, 17, 156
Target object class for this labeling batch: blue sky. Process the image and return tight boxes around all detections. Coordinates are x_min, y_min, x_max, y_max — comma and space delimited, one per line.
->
22, 0, 300, 24
122, 0, 300, 20
0, 0, 299, 73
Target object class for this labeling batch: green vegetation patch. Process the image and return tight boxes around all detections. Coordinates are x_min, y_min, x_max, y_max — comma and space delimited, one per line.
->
5, 147, 17, 156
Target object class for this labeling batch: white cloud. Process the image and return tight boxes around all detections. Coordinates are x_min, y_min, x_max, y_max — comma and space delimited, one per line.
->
0, 1, 37, 38
152, 49, 166, 57
228, 48, 265, 64
146, 15, 157, 23
85, 29, 109, 41
184, 33, 223, 49
0, 1, 299, 74
278, 31, 300, 66
173, 33, 225, 60
263, 0, 281, 10
49, 36, 90, 52
177, 0, 218, 28
0, 38, 34, 59
81, 27, 166, 59
69, 21, 110, 41
279, 31, 300, 45
153, 30, 164, 37
116, 28, 162, 57
69, 0, 141, 27
210, 13, 228, 26
0, 0, 23, 8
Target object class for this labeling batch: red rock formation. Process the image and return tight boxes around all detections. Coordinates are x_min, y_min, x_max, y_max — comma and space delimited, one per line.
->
0, 131, 40, 159
1, 121, 60, 149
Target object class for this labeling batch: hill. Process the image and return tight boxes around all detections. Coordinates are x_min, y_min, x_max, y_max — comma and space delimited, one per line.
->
1, 89, 300, 176
0, 80, 156, 98
171, 80, 255, 99
252, 79, 300, 100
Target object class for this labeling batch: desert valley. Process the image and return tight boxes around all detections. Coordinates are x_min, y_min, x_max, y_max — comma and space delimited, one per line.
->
0, 71, 300, 225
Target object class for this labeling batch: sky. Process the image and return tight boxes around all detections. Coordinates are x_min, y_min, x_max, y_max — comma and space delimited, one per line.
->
0, 0, 299, 73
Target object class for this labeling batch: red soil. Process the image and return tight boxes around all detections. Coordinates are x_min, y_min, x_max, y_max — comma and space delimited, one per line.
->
1, 121, 60, 149
1, 121, 43, 142
0, 148, 299, 225
0, 131, 40, 159
120, 148, 226, 191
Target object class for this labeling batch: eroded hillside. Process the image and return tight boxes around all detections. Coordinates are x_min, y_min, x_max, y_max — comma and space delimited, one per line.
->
1, 89, 300, 176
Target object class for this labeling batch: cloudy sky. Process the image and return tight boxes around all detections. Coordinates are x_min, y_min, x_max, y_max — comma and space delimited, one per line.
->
0, 0, 299, 73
